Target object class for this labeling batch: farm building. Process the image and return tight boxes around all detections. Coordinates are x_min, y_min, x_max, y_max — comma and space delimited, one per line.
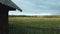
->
0, 0, 22, 34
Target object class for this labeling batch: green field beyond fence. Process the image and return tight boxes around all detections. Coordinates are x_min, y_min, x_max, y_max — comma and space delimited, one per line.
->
9, 16, 60, 34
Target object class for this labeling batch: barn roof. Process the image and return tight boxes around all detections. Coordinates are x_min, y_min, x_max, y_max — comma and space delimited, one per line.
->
0, 0, 22, 12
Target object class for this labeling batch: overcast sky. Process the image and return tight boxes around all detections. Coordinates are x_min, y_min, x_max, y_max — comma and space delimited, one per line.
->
9, 0, 60, 15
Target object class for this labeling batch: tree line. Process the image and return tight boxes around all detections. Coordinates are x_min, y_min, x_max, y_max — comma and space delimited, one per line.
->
9, 15, 60, 18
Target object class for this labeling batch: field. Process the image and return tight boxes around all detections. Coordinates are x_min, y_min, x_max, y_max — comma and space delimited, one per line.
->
9, 16, 60, 34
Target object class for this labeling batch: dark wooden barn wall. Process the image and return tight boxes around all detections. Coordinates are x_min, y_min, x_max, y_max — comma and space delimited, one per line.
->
0, 3, 16, 34
0, 3, 9, 34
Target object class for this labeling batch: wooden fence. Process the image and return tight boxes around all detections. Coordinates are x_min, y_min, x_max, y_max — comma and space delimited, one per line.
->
9, 24, 60, 34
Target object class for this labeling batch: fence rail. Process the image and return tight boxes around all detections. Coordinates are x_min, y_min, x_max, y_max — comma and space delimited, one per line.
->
23, 25, 60, 34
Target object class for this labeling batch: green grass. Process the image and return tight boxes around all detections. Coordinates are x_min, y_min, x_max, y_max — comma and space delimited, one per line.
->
9, 17, 60, 28
9, 17, 60, 34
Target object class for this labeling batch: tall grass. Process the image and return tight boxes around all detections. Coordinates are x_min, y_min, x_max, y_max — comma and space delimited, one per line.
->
9, 16, 60, 34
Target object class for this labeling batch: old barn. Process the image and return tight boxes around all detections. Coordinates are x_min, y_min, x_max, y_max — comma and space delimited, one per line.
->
0, 0, 22, 34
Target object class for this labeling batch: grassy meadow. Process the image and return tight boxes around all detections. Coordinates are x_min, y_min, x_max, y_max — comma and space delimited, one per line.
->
9, 15, 60, 34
